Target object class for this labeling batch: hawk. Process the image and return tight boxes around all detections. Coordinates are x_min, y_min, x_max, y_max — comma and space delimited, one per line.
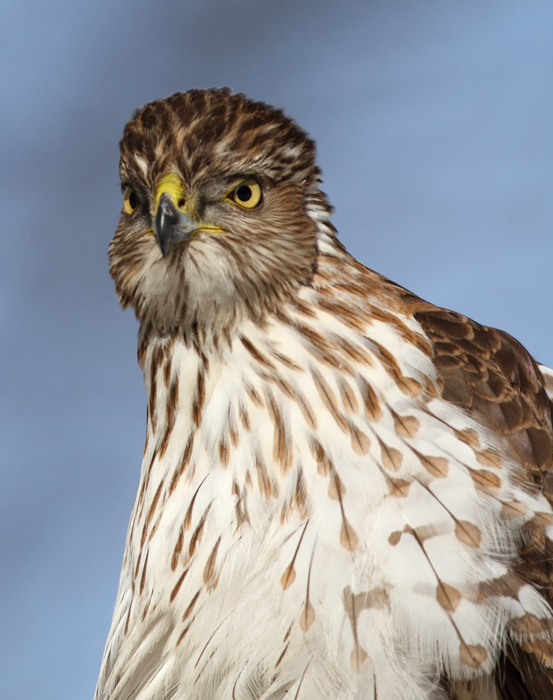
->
95, 88, 553, 700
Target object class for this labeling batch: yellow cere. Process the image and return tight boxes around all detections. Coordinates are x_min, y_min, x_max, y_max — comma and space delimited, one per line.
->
155, 174, 186, 208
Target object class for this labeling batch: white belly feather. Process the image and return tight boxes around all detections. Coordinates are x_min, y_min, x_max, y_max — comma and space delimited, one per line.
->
95, 296, 553, 700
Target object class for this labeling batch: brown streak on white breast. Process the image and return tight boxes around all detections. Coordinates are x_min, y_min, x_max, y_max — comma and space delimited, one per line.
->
169, 433, 195, 495
265, 388, 292, 472
203, 537, 221, 584
140, 480, 164, 546
170, 569, 188, 602
188, 505, 211, 558
357, 377, 383, 422
171, 526, 184, 571
159, 375, 179, 459
311, 367, 349, 433
390, 409, 420, 438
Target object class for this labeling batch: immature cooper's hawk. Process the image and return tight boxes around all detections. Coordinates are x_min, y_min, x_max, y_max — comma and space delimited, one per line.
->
95, 88, 553, 700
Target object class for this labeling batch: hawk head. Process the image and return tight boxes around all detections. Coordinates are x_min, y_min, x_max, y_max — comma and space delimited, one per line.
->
110, 88, 332, 337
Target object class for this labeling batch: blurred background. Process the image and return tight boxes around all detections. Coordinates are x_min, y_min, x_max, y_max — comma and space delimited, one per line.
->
0, 0, 552, 697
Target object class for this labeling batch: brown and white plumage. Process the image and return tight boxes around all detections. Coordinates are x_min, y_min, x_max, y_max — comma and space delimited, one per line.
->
96, 88, 553, 700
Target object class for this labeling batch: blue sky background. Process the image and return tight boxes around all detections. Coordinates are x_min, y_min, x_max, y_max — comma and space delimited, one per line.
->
1, 1, 552, 698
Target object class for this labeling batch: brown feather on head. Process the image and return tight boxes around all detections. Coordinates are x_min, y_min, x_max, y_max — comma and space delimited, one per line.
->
109, 88, 332, 342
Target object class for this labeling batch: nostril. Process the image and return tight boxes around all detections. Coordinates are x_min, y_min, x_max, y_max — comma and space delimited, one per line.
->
178, 198, 185, 208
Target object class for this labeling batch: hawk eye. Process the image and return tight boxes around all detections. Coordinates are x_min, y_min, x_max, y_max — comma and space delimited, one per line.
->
123, 187, 140, 214
226, 179, 262, 209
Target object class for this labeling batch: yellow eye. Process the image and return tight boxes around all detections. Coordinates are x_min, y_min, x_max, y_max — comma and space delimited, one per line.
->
123, 187, 140, 214
226, 179, 262, 209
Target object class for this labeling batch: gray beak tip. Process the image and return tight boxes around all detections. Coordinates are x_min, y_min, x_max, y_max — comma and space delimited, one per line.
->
154, 193, 197, 255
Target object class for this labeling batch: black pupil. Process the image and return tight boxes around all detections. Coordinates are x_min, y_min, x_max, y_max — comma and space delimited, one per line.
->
129, 190, 139, 209
236, 184, 252, 202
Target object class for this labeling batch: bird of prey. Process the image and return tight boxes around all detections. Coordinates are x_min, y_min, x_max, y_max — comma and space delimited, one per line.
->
95, 88, 553, 700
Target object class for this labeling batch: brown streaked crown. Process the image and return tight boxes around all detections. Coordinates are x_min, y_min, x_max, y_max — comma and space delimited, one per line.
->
119, 88, 321, 191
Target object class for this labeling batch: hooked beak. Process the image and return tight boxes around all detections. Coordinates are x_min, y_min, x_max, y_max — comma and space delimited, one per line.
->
154, 194, 198, 257
153, 174, 224, 257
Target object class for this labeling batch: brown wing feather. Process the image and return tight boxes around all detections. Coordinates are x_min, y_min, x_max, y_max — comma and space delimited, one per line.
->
411, 305, 553, 490
401, 298, 553, 698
